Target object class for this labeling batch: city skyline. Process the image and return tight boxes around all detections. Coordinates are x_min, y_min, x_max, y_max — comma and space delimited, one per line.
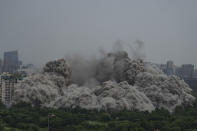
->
0, 50, 197, 68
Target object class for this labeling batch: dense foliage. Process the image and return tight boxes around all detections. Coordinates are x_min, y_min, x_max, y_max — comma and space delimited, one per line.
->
1, 93, 197, 131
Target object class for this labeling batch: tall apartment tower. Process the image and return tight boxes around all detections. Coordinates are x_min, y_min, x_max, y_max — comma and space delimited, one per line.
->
181, 64, 194, 79
3, 50, 19, 73
0, 59, 2, 74
166, 60, 175, 75
0, 73, 15, 105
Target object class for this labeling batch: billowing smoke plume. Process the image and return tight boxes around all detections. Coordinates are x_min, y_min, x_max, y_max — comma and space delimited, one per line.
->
129, 39, 146, 60
13, 41, 195, 112
65, 40, 145, 86
113, 39, 146, 60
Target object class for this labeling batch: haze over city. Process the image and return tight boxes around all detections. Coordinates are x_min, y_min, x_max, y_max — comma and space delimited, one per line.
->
1, 1, 197, 130
0, 0, 197, 66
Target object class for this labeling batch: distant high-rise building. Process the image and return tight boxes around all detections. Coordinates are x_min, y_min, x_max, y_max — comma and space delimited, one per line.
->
0, 73, 15, 105
166, 60, 175, 75
0, 59, 2, 73
180, 64, 194, 79
3, 50, 19, 73
159, 61, 196, 79
160, 64, 167, 73
194, 69, 197, 78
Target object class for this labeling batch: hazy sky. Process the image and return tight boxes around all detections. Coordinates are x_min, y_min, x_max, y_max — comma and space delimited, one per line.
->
0, 0, 197, 66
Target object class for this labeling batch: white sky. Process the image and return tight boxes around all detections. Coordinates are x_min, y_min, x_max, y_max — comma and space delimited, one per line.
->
0, 0, 197, 66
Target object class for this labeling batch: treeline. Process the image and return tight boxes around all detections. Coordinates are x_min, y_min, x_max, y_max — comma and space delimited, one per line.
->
1, 93, 197, 131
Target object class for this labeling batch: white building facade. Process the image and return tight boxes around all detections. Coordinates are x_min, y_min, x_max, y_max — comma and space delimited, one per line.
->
0, 73, 15, 105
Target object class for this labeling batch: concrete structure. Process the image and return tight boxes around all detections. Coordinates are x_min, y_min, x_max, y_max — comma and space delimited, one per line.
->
184, 78, 197, 91
160, 61, 175, 75
193, 69, 197, 78
166, 60, 175, 75
3, 50, 19, 73
160, 61, 196, 79
180, 64, 194, 79
160, 64, 167, 74
0, 59, 2, 74
0, 73, 15, 105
